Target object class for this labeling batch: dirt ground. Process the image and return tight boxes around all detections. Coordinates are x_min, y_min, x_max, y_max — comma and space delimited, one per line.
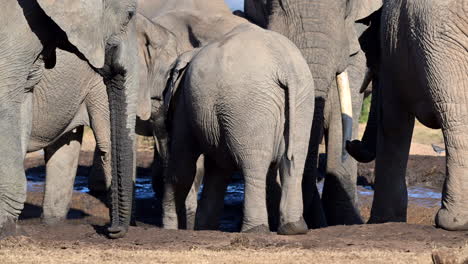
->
3, 125, 466, 263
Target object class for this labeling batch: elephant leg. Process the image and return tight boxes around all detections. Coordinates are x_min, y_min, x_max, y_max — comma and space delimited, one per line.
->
86, 84, 111, 194
369, 79, 414, 223
42, 127, 83, 225
303, 98, 327, 228
88, 147, 111, 195
432, 87, 468, 230
0, 90, 32, 237
161, 115, 199, 230
185, 155, 204, 230
162, 155, 198, 229
321, 86, 363, 226
195, 158, 231, 230
266, 164, 281, 231
241, 160, 270, 233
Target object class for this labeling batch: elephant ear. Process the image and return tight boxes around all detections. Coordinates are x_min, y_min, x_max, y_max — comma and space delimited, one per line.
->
163, 49, 199, 111
346, 21, 361, 56
37, 0, 105, 69
346, 0, 382, 56
352, 0, 383, 21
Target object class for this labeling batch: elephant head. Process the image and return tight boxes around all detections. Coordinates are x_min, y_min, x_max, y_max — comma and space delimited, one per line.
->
37, 0, 139, 238
243, 0, 382, 159
136, 14, 180, 121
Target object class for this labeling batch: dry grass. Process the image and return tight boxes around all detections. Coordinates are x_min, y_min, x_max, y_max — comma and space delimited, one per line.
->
3, 237, 468, 264
0, 246, 433, 264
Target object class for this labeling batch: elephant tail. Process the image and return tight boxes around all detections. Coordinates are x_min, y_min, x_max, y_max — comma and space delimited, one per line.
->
281, 78, 297, 164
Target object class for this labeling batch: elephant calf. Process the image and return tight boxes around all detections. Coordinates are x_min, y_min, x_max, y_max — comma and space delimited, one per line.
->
158, 23, 315, 235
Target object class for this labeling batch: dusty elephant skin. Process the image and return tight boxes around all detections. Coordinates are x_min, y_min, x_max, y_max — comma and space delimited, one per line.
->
351, 0, 468, 231
157, 23, 315, 235
243, 0, 382, 228
0, 0, 138, 239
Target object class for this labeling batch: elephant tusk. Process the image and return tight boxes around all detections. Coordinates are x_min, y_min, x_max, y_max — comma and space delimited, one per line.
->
359, 69, 373, 94
337, 70, 353, 162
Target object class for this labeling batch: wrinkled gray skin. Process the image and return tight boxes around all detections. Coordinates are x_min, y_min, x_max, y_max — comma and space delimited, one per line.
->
137, 0, 232, 19
243, 0, 381, 227
160, 23, 315, 235
347, 0, 468, 231
28, 14, 146, 226
0, 0, 138, 239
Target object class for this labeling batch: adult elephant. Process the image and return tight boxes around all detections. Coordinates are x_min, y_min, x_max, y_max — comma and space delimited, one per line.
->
0, 0, 138, 239
243, 0, 381, 227
160, 23, 315, 234
347, 0, 468, 231
28, 14, 158, 225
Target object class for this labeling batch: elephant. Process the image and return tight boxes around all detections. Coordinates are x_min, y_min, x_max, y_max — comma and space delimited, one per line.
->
157, 23, 316, 234
346, 0, 468, 231
243, 0, 381, 227
0, 0, 138, 239
26, 13, 163, 226
136, 0, 250, 229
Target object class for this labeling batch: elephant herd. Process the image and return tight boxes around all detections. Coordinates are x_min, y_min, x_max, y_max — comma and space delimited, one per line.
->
0, 0, 466, 239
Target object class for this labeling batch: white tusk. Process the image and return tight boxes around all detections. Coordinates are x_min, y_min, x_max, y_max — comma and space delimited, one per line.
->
336, 70, 353, 162
337, 70, 353, 120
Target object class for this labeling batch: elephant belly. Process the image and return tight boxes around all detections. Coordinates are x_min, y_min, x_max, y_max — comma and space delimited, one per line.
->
28, 101, 89, 152
27, 50, 98, 152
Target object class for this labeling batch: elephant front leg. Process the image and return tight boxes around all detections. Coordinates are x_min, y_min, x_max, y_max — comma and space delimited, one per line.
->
302, 98, 327, 229
369, 92, 414, 223
0, 92, 32, 237
42, 127, 83, 225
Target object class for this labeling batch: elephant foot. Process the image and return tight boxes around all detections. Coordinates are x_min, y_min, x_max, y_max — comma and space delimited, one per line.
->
107, 225, 129, 239
367, 214, 406, 224
324, 207, 364, 226
436, 208, 468, 231
242, 224, 270, 234
322, 197, 364, 226
0, 217, 17, 239
345, 140, 376, 163
278, 217, 308, 235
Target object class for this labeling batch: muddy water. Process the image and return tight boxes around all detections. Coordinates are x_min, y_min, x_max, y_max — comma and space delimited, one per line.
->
26, 168, 441, 231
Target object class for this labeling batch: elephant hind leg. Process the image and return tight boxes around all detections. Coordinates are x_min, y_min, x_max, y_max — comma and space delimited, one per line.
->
161, 113, 200, 230
194, 158, 231, 231
42, 127, 83, 225
240, 160, 270, 234
434, 105, 468, 231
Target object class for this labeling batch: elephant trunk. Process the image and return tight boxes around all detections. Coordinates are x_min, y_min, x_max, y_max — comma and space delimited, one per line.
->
105, 19, 138, 239
336, 70, 353, 161
106, 72, 136, 239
